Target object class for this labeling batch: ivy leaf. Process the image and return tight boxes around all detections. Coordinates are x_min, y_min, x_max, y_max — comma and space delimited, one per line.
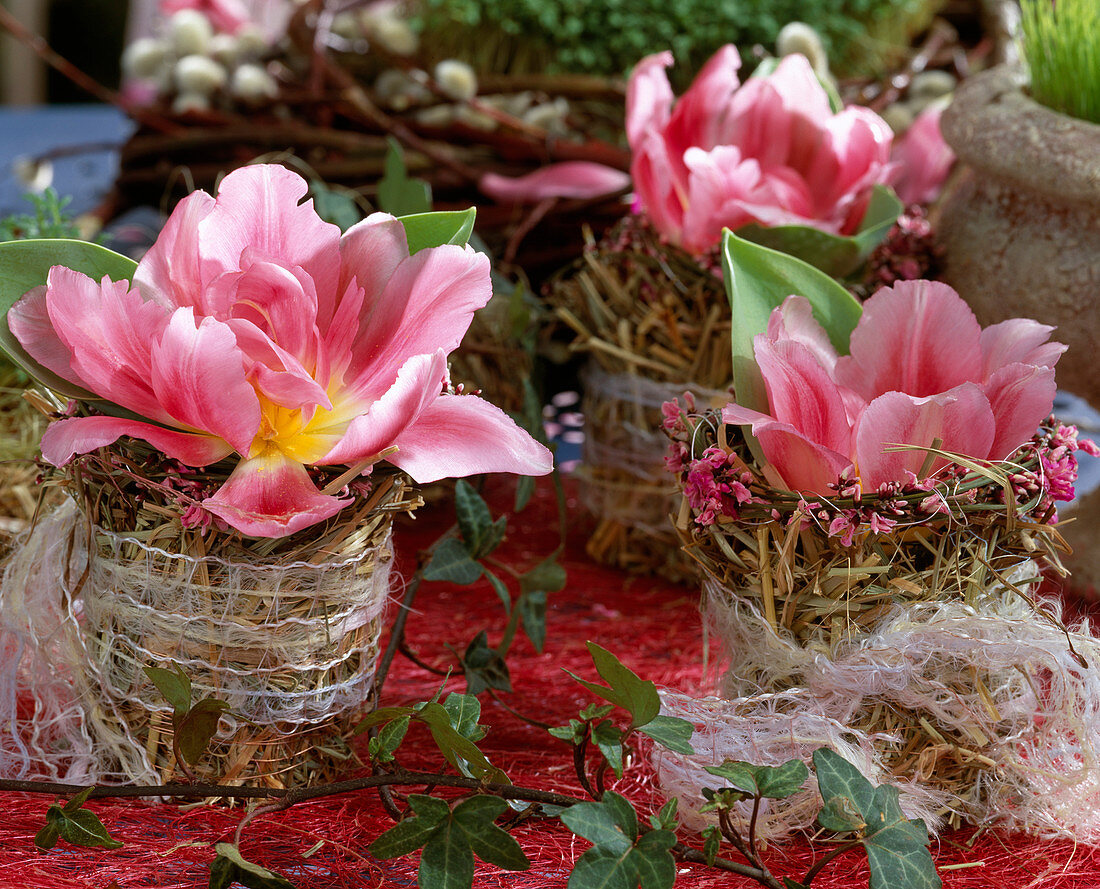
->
454, 480, 507, 559
514, 475, 536, 512
704, 759, 808, 799
424, 538, 483, 585
818, 796, 866, 834
560, 792, 636, 854
565, 643, 660, 729
632, 830, 677, 889
580, 703, 616, 721
649, 798, 678, 832
517, 589, 547, 653
175, 697, 231, 765
722, 229, 862, 418
38, 801, 123, 851
442, 693, 486, 743
372, 796, 528, 889
369, 795, 450, 859
352, 705, 418, 734
143, 664, 192, 718
592, 719, 625, 778
378, 137, 432, 217
398, 207, 476, 254
416, 701, 500, 780
33, 820, 61, 851
459, 631, 512, 696
519, 555, 567, 596
0, 238, 136, 397
419, 819, 473, 889
701, 825, 721, 866
61, 786, 95, 814
637, 716, 695, 755
548, 719, 586, 744
209, 843, 296, 889
813, 749, 941, 889
451, 796, 530, 871
562, 793, 675, 889
368, 715, 410, 763
483, 569, 512, 614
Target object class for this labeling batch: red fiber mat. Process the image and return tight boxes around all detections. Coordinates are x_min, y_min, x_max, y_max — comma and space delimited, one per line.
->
2, 479, 1099, 888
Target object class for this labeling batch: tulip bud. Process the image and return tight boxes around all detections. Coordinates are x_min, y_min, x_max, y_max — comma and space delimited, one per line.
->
434, 59, 477, 101
776, 22, 829, 76
122, 37, 169, 80
231, 63, 278, 104
175, 55, 228, 96
169, 9, 214, 56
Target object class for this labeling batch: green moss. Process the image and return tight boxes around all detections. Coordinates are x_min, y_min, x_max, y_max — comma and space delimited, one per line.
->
1021, 0, 1100, 124
412, 0, 940, 82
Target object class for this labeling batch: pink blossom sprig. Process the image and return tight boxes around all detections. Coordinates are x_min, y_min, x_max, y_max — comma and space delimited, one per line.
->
665, 399, 1092, 544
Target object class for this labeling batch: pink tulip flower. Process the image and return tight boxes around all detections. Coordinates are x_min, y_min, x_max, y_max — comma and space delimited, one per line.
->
10, 164, 553, 537
722, 281, 1064, 495
889, 104, 956, 206
628, 46, 894, 255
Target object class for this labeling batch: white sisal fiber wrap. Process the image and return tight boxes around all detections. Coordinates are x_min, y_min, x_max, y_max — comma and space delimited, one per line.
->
579, 364, 727, 536
0, 500, 393, 785
655, 571, 1100, 842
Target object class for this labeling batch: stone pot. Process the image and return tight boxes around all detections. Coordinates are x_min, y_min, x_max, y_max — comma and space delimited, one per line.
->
936, 66, 1100, 594
935, 66, 1100, 405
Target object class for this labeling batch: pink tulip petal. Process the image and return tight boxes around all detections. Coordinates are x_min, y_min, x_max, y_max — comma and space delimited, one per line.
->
480, 163, 630, 204
335, 212, 408, 334
389, 395, 553, 483
724, 397, 852, 495
203, 447, 350, 538
318, 350, 447, 466
890, 104, 955, 206
665, 44, 742, 153
41, 267, 174, 422
343, 245, 491, 399
836, 280, 983, 401
206, 260, 318, 363
7, 285, 87, 387
983, 363, 1057, 460
149, 309, 260, 456
133, 189, 216, 310
626, 50, 675, 148
979, 318, 1065, 378
854, 385, 996, 489
755, 336, 852, 455
767, 295, 840, 374
630, 130, 687, 242
197, 165, 341, 315
40, 415, 234, 467
224, 317, 331, 412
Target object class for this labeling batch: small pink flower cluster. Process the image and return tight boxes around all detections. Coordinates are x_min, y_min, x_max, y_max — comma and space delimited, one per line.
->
666, 391, 1096, 544
862, 206, 943, 290
683, 447, 757, 526
1008, 422, 1100, 520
